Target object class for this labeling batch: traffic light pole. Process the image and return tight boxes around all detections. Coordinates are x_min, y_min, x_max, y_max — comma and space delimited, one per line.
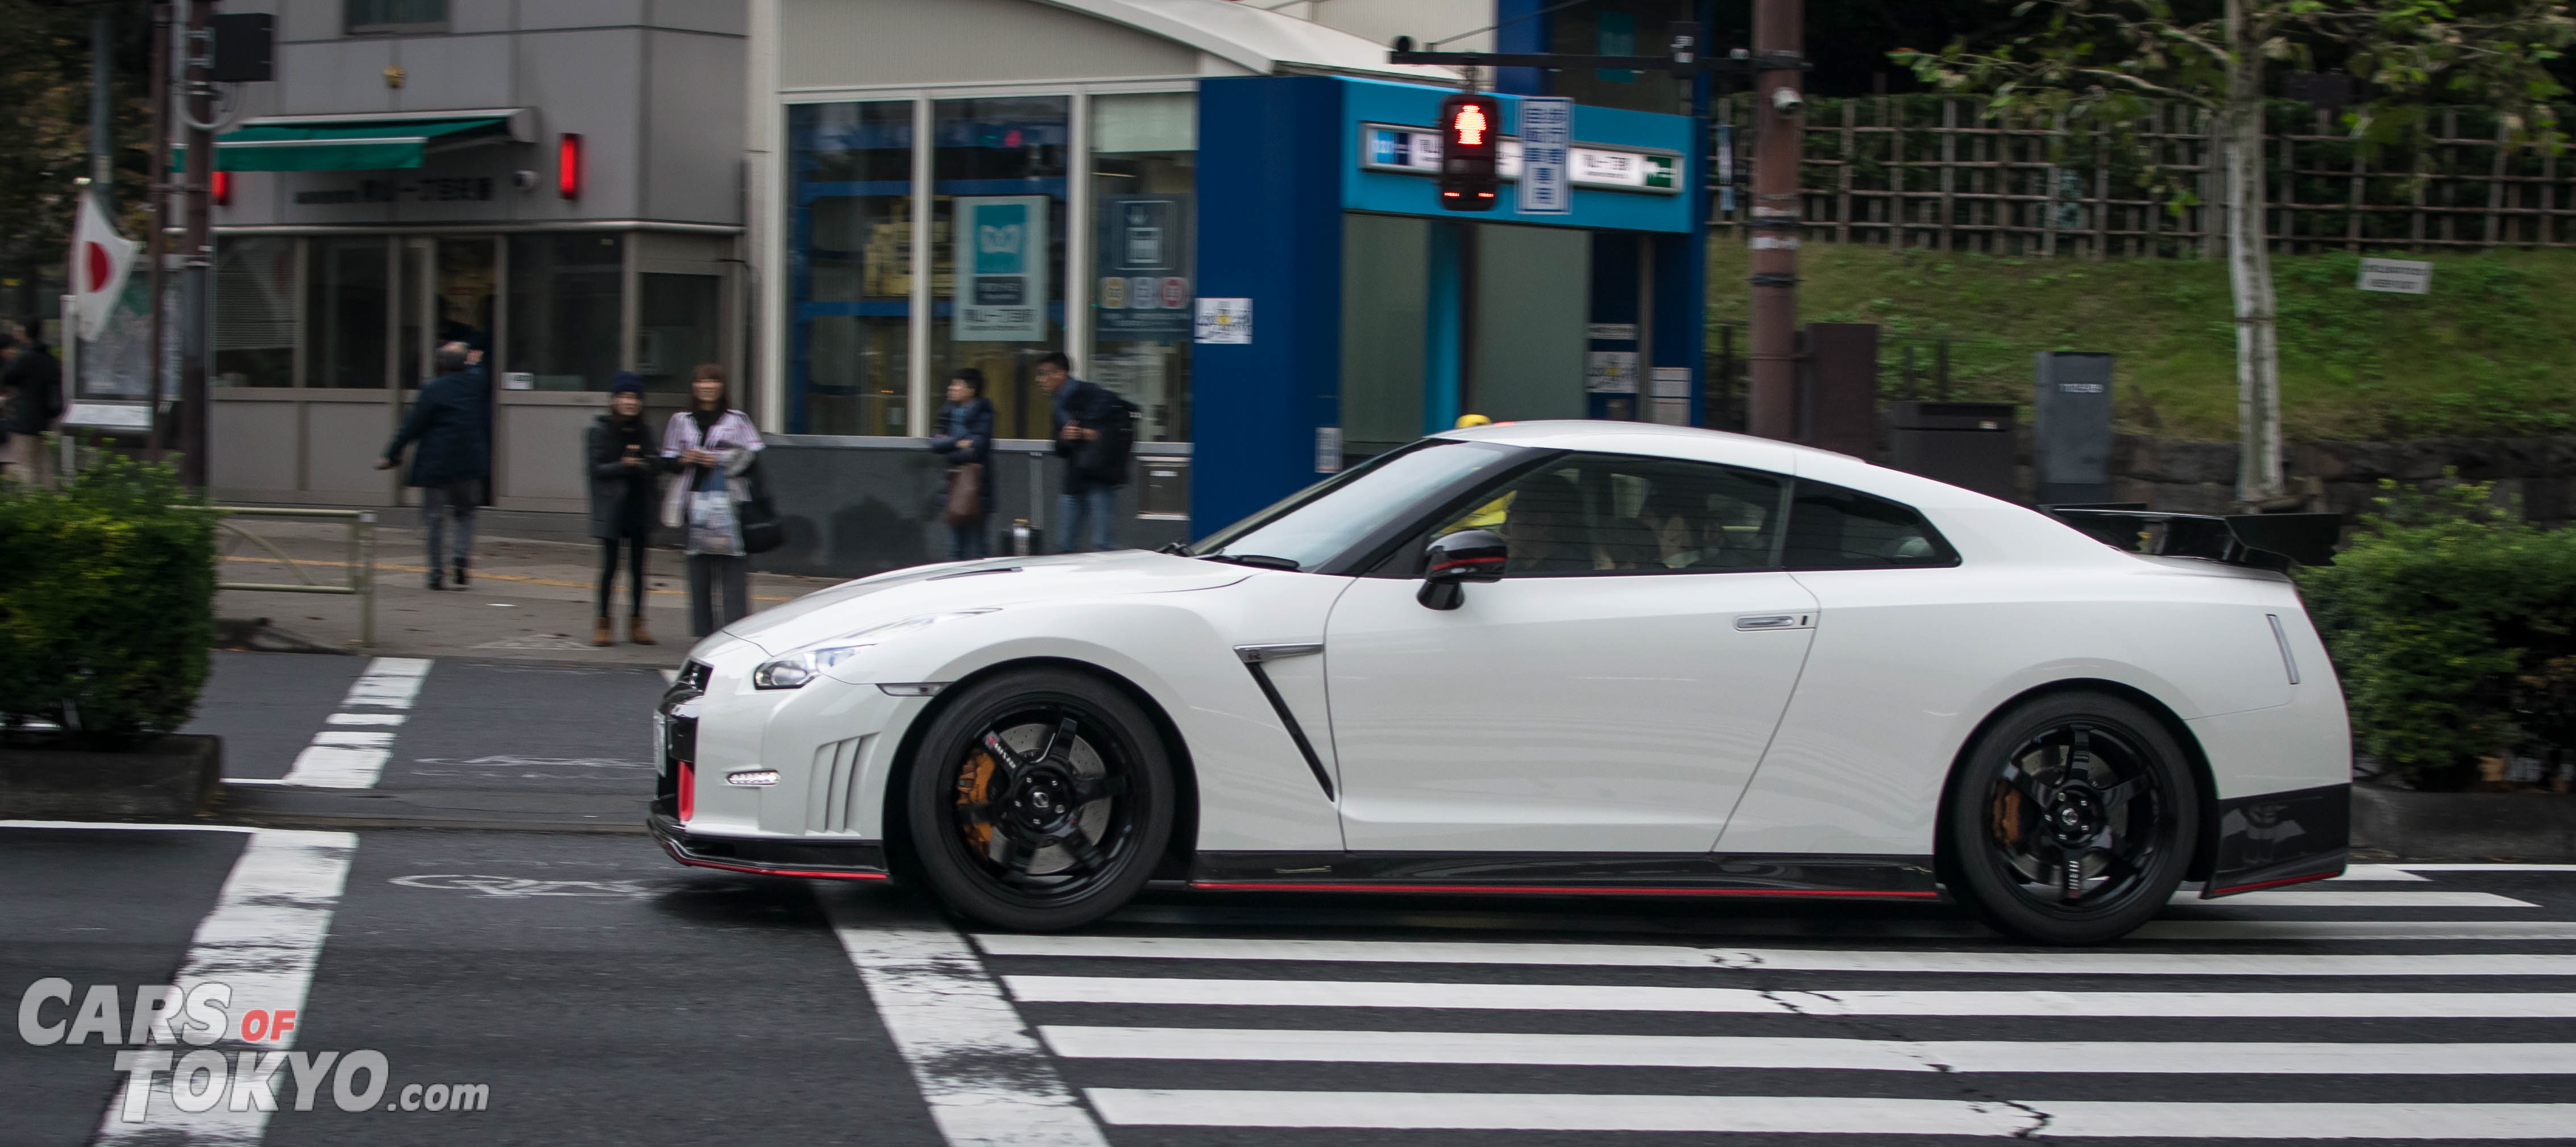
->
1746, 0, 1803, 442
179, 0, 212, 487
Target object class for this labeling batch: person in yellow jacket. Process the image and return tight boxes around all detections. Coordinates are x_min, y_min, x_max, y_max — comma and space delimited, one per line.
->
1445, 414, 1511, 530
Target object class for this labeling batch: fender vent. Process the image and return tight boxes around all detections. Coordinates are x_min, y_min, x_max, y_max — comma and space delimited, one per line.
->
806, 735, 871, 834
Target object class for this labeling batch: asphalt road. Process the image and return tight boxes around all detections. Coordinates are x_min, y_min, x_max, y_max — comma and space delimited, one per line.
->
5, 650, 2570, 1145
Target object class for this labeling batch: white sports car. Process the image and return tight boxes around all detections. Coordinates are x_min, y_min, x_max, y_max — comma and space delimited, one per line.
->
651, 421, 2351, 945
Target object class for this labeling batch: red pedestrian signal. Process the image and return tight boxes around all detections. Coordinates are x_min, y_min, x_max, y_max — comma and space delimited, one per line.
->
1438, 92, 1501, 211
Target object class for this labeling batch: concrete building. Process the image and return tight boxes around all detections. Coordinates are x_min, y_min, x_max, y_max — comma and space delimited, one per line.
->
202, 0, 745, 517
200, 0, 1711, 574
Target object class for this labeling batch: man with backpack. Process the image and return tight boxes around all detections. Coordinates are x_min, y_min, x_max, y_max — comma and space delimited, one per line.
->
1034, 351, 1133, 553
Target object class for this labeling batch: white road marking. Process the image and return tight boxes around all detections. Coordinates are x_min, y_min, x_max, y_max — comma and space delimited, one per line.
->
339, 656, 431, 708
1044, 1026, 2576, 1075
2396, 863, 2576, 872
658, 668, 678, 685
93, 826, 356, 1144
2177, 890, 2533, 908
2327, 863, 2429, 881
2134, 920, 2576, 941
1004, 975, 2576, 1018
817, 887, 1109, 1147
280, 658, 430, 787
1084, 1090, 2576, 1137
973, 934, 2576, 975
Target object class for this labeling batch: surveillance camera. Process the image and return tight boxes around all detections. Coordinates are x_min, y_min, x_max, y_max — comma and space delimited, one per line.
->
1770, 86, 1804, 115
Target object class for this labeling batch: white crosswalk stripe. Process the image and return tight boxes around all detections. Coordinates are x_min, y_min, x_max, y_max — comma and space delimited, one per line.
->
952, 868, 2576, 1143
1005, 975, 2576, 1017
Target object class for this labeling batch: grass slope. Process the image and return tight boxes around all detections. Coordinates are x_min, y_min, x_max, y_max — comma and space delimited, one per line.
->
1706, 242, 2576, 442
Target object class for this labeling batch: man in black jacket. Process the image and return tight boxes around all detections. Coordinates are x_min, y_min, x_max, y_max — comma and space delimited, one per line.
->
378, 342, 491, 589
0, 329, 65, 484
1035, 351, 1130, 552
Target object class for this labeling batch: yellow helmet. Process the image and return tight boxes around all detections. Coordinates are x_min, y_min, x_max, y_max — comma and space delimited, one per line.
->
1453, 413, 1493, 429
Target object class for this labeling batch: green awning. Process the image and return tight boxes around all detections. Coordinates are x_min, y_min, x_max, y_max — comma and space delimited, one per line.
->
197, 115, 513, 172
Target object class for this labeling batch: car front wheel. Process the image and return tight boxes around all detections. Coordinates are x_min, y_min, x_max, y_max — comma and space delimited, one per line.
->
1942, 691, 2198, 945
903, 667, 1173, 932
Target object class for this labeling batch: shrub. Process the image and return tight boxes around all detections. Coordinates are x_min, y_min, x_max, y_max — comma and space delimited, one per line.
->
2299, 479, 2576, 789
0, 456, 216, 743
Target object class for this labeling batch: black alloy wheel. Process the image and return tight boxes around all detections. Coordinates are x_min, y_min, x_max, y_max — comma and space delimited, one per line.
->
1942, 691, 2198, 945
905, 668, 1173, 931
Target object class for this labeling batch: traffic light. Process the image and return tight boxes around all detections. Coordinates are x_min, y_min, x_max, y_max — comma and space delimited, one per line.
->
1437, 92, 1501, 211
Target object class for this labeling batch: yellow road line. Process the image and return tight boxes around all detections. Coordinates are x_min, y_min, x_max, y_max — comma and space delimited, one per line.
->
218, 554, 796, 602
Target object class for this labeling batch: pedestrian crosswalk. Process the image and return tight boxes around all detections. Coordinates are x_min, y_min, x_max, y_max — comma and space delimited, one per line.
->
961, 871, 2576, 1142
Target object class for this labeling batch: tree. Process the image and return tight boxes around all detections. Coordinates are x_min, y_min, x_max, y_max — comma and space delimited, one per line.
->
1899, 1, 2574, 502
0, 0, 153, 319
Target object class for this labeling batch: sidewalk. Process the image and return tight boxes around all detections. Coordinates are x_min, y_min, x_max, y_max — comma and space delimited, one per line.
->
214, 519, 840, 664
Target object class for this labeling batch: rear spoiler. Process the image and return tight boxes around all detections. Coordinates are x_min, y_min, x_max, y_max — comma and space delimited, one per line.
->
2043, 506, 2342, 571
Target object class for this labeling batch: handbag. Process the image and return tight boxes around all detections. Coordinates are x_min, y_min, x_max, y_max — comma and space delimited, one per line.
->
687, 468, 744, 556
943, 462, 985, 526
739, 462, 785, 555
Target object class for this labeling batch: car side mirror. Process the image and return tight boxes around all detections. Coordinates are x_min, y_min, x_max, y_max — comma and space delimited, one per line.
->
1418, 529, 1506, 610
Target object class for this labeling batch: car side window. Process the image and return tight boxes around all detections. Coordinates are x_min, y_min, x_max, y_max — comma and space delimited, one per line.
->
1779, 479, 1959, 570
1413, 454, 1791, 576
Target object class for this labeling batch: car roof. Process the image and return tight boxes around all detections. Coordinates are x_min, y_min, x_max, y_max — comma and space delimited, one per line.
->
1433, 419, 2121, 568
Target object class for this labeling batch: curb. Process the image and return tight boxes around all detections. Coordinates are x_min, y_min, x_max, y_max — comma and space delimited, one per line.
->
2353, 783, 2576, 862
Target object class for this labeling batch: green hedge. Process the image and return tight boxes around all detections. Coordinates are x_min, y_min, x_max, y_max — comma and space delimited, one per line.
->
2299, 480, 2576, 789
0, 457, 216, 743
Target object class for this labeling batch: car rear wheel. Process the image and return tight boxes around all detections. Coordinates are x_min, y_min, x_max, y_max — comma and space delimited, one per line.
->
904, 667, 1173, 932
1942, 691, 2198, 945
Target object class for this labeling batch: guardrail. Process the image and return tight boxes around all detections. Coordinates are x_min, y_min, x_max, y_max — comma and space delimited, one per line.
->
205, 506, 376, 647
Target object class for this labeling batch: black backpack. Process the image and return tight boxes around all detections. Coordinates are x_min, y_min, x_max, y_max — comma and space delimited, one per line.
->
1076, 394, 1139, 485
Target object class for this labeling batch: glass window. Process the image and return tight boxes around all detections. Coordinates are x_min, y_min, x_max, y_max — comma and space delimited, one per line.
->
1191, 440, 1526, 572
934, 95, 1068, 440
1426, 453, 1789, 576
306, 238, 387, 389
789, 101, 913, 434
1088, 92, 1193, 443
1781, 480, 1960, 570
346, 0, 445, 35
505, 233, 623, 391
640, 274, 721, 393
215, 238, 296, 388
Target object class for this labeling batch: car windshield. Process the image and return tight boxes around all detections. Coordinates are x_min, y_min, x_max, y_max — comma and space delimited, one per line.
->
1189, 439, 1526, 572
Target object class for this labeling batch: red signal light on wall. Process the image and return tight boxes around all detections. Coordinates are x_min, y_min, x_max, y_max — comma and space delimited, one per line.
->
1437, 92, 1501, 213
557, 133, 582, 200
210, 170, 231, 206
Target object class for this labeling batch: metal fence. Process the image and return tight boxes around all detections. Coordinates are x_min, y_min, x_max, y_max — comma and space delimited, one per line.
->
1710, 95, 2576, 257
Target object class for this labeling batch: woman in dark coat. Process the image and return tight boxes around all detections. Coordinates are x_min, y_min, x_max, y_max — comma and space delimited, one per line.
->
587, 372, 670, 645
927, 368, 997, 559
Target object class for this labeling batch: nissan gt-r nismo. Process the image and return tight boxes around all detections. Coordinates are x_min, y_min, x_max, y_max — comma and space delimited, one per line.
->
648, 421, 2350, 945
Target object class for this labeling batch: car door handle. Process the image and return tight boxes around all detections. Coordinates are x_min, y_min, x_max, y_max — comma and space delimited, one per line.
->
1735, 613, 1814, 631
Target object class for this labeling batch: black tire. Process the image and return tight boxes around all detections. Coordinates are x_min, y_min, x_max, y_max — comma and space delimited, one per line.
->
903, 667, 1173, 932
1942, 691, 2199, 945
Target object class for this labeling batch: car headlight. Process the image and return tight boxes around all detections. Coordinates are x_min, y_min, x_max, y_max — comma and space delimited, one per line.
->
750, 610, 996, 690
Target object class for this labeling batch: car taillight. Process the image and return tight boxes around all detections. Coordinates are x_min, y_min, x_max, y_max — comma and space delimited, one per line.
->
677, 760, 695, 821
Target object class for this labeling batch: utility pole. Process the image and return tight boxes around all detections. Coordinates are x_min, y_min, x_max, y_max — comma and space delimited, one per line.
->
1745, 0, 1803, 441
178, 0, 211, 486
147, 2, 171, 460
91, 14, 113, 194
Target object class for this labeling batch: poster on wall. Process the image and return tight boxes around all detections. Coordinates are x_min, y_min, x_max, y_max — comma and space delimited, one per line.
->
952, 195, 1050, 342
1096, 193, 1192, 338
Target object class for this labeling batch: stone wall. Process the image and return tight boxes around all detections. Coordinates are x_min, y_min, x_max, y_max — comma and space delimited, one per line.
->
2092, 435, 2576, 525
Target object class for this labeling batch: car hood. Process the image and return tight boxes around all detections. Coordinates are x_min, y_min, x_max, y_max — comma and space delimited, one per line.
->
710, 550, 1258, 656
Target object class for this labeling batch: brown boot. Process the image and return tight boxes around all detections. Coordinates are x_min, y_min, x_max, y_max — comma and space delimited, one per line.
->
627, 616, 656, 646
592, 617, 613, 647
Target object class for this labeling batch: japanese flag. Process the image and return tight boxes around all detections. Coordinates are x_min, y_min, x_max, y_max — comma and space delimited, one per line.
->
69, 189, 136, 342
